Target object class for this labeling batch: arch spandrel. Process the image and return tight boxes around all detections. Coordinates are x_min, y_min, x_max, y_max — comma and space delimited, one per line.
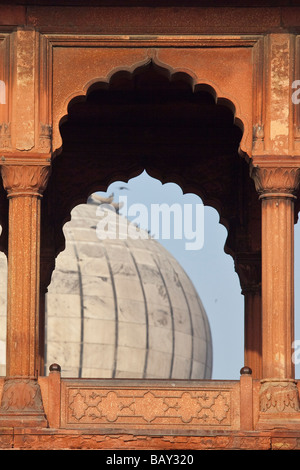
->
153, 48, 252, 157
51, 44, 254, 158
52, 48, 152, 154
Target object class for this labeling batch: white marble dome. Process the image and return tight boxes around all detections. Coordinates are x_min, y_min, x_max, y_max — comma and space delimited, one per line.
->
44, 194, 212, 379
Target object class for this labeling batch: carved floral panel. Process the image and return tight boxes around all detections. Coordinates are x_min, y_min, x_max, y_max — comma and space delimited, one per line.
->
62, 381, 239, 430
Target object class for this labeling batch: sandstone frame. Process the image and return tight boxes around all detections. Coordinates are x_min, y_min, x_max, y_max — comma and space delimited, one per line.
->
0, 3, 300, 450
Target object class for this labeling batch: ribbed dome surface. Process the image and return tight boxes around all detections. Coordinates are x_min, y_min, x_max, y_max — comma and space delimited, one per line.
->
45, 195, 212, 379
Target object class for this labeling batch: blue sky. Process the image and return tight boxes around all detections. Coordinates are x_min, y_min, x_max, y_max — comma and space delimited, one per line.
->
99, 170, 244, 380
98, 170, 300, 380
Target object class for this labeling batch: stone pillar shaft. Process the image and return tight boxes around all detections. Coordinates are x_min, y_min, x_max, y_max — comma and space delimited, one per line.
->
235, 253, 262, 379
261, 195, 294, 379
0, 156, 51, 427
244, 289, 262, 379
6, 193, 41, 376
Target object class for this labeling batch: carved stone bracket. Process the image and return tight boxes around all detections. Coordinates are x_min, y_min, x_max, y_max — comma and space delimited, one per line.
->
234, 252, 261, 295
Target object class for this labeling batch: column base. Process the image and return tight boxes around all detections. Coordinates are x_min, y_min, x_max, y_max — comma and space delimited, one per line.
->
0, 377, 48, 428
257, 379, 300, 429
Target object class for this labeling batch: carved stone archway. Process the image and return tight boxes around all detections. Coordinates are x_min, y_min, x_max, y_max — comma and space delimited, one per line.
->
0, 9, 300, 445
40, 59, 261, 382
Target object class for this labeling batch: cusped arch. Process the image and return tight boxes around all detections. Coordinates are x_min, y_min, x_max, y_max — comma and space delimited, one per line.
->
44, 60, 253, 273
53, 56, 249, 159
42, 53, 260, 298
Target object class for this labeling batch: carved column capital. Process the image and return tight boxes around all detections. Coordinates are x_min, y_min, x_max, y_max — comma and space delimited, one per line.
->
0, 154, 51, 198
250, 156, 300, 199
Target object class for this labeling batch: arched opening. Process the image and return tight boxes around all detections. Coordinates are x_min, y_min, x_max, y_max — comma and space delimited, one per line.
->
41, 61, 260, 380
44, 173, 245, 380
45, 178, 215, 380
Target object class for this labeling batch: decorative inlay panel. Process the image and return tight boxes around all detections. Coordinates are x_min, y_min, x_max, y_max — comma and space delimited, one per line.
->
61, 380, 239, 430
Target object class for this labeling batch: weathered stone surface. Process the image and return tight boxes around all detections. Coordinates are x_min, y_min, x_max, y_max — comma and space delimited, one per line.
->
0, 427, 294, 450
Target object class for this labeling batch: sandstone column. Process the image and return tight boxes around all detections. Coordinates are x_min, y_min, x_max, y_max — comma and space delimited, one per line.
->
235, 253, 262, 379
0, 155, 51, 427
39, 251, 56, 375
251, 156, 300, 424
